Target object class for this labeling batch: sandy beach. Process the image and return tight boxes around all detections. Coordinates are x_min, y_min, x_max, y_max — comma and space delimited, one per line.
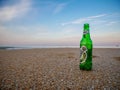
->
0, 48, 120, 90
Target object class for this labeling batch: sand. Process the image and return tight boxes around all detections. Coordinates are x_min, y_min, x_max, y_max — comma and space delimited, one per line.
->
0, 48, 120, 90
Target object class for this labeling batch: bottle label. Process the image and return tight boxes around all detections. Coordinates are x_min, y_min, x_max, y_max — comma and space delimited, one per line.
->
83, 30, 89, 35
80, 46, 87, 63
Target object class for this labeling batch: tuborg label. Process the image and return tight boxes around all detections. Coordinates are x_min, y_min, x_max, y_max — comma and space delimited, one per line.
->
80, 46, 87, 63
83, 30, 89, 35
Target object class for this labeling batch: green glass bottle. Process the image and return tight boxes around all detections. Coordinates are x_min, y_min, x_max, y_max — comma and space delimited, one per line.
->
79, 23, 93, 70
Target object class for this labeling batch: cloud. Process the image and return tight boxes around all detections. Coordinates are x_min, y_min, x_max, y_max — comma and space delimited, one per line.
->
0, 24, 50, 45
53, 3, 66, 14
106, 21, 120, 26
62, 14, 107, 26
0, 0, 31, 22
0, 24, 81, 46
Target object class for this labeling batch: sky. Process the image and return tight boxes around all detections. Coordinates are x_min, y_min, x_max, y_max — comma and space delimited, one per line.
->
0, 0, 120, 47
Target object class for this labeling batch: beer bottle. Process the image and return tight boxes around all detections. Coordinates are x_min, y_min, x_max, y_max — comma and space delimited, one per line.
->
79, 23, 93, 70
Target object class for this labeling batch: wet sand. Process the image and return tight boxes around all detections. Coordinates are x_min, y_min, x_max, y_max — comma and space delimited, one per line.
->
0, 48, 120, 90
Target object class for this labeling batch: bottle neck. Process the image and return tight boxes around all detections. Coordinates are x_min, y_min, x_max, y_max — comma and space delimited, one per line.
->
83, 29, 91, 39
82, 23, 91, 39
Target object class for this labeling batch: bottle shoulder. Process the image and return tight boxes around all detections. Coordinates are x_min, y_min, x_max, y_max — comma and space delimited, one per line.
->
80, 38, 93, 45
80, 38, 92, 43
80, 38, 93, 49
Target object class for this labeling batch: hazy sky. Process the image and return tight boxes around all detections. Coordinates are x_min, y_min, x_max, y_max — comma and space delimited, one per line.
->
0, 0, 120, 47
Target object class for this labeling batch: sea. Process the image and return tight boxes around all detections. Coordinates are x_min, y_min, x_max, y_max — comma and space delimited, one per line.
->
0, 45, 120, 50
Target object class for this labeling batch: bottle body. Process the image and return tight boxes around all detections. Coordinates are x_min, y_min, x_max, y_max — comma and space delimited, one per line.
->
79, 24, 93, 70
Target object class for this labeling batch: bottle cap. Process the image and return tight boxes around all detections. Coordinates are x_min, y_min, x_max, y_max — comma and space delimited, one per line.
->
84, 23, 89, 29
84, 23, 89, 27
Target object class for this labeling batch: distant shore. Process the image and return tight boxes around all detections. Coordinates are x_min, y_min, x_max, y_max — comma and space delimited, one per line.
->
0, 48, 120, 89
0, 45, 120, 50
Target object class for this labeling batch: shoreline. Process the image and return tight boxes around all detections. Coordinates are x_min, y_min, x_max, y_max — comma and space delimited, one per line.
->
0, 45, 120, 50
0, 47, 120, 51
